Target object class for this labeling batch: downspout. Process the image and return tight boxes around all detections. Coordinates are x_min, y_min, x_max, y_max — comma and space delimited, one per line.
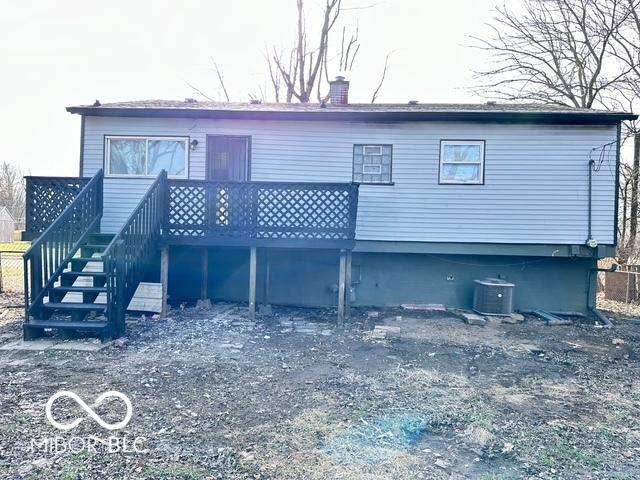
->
587, 264, 616, 328
585, 147, 611, 326
587, 159, 593, 243
585, 158, 598, 249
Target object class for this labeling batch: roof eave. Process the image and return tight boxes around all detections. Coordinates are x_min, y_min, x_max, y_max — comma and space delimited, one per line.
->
66, 106, 638, 124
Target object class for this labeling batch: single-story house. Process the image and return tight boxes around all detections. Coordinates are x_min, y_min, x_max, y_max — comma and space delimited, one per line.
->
21, 78, 637, 339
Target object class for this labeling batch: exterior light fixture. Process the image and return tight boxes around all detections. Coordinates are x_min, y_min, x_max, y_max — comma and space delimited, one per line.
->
190, 139, 199, 151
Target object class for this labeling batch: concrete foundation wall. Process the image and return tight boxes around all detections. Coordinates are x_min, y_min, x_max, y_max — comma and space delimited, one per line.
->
167, 247, 596, 313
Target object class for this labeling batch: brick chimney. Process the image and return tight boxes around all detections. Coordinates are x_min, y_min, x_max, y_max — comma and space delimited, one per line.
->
329, 76, 349, 105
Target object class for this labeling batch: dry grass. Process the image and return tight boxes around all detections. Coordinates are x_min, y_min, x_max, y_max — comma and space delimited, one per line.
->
1, 304, 640, 479
0, 241, 29, 252
0, 242, 27, 292
597, 292, 640, 318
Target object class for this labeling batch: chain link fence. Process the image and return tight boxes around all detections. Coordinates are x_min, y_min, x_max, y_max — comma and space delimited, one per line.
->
597, 261, 640, 317
2, 247, 640, 314
0, 246, 26, 294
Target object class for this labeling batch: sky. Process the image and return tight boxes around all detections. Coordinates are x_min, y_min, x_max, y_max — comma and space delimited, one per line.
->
0, 0, 500, 176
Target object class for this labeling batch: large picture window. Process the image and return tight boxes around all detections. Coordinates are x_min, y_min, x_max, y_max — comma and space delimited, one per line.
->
439, 140, 485, 185
105, 136, 188, 178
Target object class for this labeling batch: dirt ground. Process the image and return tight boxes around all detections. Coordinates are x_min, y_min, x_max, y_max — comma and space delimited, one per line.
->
1, 291, 640, 480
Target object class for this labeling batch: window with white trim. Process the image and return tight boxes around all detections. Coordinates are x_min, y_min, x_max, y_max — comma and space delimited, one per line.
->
353, 144, 392, 184
105, 136, 188, 178
439, 140, 485, 184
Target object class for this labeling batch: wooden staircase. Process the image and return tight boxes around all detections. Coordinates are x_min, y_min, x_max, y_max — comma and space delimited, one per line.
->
23, 169, 167, 342
23, 233, 114, 340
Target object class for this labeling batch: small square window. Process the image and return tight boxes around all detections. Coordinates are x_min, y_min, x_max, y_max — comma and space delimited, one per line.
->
353, 144, 392, 184
439, 140, 485, 184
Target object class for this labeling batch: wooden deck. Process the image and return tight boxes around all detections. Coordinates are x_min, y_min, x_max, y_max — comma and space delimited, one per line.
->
25, 177, 360, 249
23, 172, 360, 339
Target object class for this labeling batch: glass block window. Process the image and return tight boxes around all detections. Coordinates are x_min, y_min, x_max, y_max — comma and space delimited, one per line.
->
353, 144, 392, 184
439, 140, 485, 184
106, 136, 188, 178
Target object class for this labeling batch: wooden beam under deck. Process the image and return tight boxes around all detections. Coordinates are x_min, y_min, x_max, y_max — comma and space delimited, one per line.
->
160, 236, 355, 250
160, 247, 169, 317
338, 249, 347, 327
248, 246, 257, 320
345, 250, 352, 319
201, 248, 209, 300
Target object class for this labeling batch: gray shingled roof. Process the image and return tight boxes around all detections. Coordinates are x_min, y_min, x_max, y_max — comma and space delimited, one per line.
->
68, 99, 628, 113
66, 99, 637, 123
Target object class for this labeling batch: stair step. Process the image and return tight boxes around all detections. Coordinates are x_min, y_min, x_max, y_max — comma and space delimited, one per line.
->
62, 271, 107, 278
86, 233, 115, 246
25, 319, 108, 331
81, 244, 108, 252
72, 256, 104, 262
42, 302, 107, 312
51, 286, 107, 294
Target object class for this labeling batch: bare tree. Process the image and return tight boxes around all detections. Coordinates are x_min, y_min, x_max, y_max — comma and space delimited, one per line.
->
268, 0, 343, 103
370, 53, 390, 103
190, 1, 391, 103
213, 62, 231, 102
610, 1, 640, 256
266, 53, 282, 102
611, 1, 640, 88
186, 59, 231, 102
474, 0, 640, 262
473, 0, 631, 108
0, 162, 25, 224
264, 0, 390, 103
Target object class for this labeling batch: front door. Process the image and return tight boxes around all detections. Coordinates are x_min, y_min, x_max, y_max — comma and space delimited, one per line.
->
206, 135, 250, 181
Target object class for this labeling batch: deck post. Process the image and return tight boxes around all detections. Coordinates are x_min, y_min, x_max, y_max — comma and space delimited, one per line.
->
160, 247, 169, 317
345, 250, 352, 319
249, 246, 257, 320
201, 248, 208, 300
338, 249, 347, 326
264, 249, 271, 307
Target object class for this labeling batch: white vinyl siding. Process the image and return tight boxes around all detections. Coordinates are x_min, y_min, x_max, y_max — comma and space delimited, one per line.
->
82, 116, 618, 245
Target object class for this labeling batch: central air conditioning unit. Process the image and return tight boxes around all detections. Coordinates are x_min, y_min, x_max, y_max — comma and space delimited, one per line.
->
473, 278, 515, 316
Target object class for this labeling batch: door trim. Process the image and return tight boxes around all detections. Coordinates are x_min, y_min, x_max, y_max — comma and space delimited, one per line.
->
205, 134, 252, 181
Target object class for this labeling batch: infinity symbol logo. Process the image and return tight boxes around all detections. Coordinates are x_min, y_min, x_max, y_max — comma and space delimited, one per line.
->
45, 391, 133, 431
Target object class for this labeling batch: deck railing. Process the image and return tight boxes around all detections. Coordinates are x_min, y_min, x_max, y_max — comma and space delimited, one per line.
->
102, 171, 167, 336
164, 180, 359, 247
22, 171, 359, 337
24, 176, 90, 240
23, 170, 103, 319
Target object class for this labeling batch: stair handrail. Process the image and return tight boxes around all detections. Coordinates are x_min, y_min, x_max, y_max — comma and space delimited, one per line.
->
102, 170, 167, 336
23, 169, 104, 319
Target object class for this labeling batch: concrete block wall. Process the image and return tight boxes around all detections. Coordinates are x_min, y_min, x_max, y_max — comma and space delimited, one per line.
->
167, 247, 596, 313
